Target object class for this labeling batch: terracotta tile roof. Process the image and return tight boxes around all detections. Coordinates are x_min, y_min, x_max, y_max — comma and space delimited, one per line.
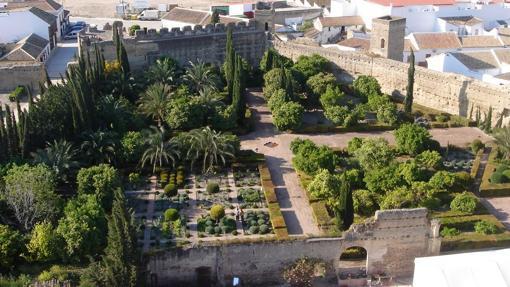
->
451, 51, 499, 70
319, 16, 364, 27
439, 16, 482, 26
162, 7, 211, 25
6, 0, 61, 12
337, 37, 369, 50
412, 32, 462, 50
459, 36, 504, 48
368, 0, 455, 7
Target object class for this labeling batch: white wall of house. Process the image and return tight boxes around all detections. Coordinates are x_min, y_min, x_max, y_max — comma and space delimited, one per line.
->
161, 19, 196, 29
0, 11, 50, 43
437, 20, 484, 36
427, 53, 481, 78
323, 43, 357, 51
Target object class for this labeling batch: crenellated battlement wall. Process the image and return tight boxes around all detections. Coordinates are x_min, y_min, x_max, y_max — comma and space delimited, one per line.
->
273, 39, 510, 126
80, 21, 266, 71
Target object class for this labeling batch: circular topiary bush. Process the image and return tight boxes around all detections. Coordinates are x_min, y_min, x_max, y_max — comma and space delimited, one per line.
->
450, 192, 478, 214
205, 219, 214, 226
474, 220, 498, 235
257, 219, 266, 225
259, 224, 269, 234
164, 208, 179, 221
440, 226, 460, 237
249, 225, 259, 234
205, 226, 214, 234
206, 182, 220, 194
164, 183, 178, 197
210, 204, 225, 221
214, 226, 222, 234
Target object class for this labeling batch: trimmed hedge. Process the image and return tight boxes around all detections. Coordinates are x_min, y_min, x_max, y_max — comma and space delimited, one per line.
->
259, 163, 288, 239
479, 148, 510, 197
295, 123, 395, 134
310, 202, 335, 228
470, 149, 483, 178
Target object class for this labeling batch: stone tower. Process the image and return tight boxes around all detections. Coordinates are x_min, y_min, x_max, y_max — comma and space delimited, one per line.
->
370, 16, 406, 62
254, 2, 275, 33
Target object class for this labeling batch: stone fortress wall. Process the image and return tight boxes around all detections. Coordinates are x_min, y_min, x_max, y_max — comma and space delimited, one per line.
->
80, 22, 267, 71
147, 208, 440, 287
0, 61, 45, 93
273, 39, 510, 126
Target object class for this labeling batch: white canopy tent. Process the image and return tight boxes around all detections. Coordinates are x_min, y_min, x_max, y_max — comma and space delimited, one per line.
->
413, 248, 510, 287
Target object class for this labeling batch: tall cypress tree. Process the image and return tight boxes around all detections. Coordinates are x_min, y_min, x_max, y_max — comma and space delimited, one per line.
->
0, 106, 7, 161
340, 174, 354, 229
233, 55, 246, 125
232, 56, 242, 125
404, 48, 415, 114
284, 69, 294, 101
102, 189, 138, 287
484, 106, 493, 133
119, 41, 130, 76
225, 27, 235, 102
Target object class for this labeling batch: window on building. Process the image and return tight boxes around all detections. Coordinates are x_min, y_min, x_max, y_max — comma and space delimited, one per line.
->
264, 22, 268, 31
426, 54, 431, 58
380, 38, 385, 49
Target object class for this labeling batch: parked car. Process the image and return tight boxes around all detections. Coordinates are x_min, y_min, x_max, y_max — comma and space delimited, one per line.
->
64, 30, 80, 40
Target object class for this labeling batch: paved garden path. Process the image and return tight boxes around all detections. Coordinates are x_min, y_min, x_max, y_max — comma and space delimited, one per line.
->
240, 89, 493, 236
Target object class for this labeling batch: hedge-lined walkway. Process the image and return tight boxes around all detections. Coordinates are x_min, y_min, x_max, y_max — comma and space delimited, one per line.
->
241, 89, 493, 236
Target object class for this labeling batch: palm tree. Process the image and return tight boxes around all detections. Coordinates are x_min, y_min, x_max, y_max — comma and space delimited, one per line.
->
31, 139, 80, 182
140, 127, 180, 173
146, 57, 180, 85
182, 127, 235, 173
138, 83, 172, 129
184, 61, 219, 93
494, 127, 510, 159
80, 130, 117, 165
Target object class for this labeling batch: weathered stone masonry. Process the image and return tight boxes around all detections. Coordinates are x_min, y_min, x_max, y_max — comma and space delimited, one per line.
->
273, 39, 510, 126
0, 61, 45, 93
80, 22, 267, 71
147, 208, 440, 286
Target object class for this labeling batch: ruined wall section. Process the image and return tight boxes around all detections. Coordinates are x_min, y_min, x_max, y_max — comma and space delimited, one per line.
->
147, 208, 439, 286
0, 61, 45, 93
273, 40, 510, 126
81, 22, 266, 71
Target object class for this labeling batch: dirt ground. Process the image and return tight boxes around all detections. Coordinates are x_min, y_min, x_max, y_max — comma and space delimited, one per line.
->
64, 0, 243, 18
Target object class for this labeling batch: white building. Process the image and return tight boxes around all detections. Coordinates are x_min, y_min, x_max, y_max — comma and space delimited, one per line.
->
437, 16, 484, 35
161, 7, 246, 29
1, 33, 51, 62
330, 0, 510, 34
0, 7, 57, 48
5, 0, 68, 39
312, 16, 364, 43
427, 49, 510, 85
413, 248, 510, 287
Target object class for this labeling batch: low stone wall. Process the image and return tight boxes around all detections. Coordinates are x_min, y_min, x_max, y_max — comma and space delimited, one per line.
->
147, 208, 440, 287
0, 61, 45, 93
273, 39, 510, 127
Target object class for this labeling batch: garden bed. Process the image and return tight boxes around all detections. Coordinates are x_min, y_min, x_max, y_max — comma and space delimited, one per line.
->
480, 148, 510, 197
259, 163, 289, 239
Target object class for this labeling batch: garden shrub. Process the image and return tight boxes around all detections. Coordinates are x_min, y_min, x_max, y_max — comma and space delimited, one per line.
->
394, 123, 432, 155
164, 208, 179, 222
205, 226, 214, 234
324, 105, 350, 126
352, 189, 379, 216
415, 150, 443, 170
320, 85, 345, 108
474, 220, 499, 235
429, 171, 457, 191
239, 188, 260, 203
273, 101, 304, 131
435, 114, 449, 123
347, 137, 363, 155
380, 187, 417, 209
37, 265, 78, 282
450, 192, 478, 214
129, 24, 141, 36
248, 225, 259, 234
470, 139, 485, 154
440, 226, 460, 237
419, 197, 442, 211
164, 183, 177, 196
353, 75, 381, 100
206, 182, 220, 194
210, 204, 225, 221
259, 224, 269, 234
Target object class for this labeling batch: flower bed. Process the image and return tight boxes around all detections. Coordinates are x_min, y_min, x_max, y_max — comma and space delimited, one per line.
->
443, 149, 474, 173
234, 166, 261, 187
197, 215, 237, 237
480, 148, 510, 197
243, 210, 272, 235
259, 163, 289, 239
237, 187, 265, 208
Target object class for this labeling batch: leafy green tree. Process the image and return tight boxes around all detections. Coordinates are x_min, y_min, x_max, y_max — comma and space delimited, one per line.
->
181, 127, 236, 173
353, 189, 379, 217
26, 221, 60, 262
346, 137, 363, 155
139, 127, 180, 173
268, 89, 292, 112
101, 190, 138, 287
80, 130, 118, 165
146, 57, 180, 86
320, 85, 345, 108
138, 83, 172, 128
353, 75, 381, 100
231, 54, 246, 125
293, 145, 337, 175
293, 54, 329, 79
306, 72, 336, 101
380, 187, 417, 209
415, 150, 443, 170
429, 170, 458, 191
394, 123, 432, 155
273, 102, 304, 131
363, 164, 404, 194
397, 161, 426, 184
324, 105, 350, 126
211, 10, 220, 24
224, 27, 235, 99
121, 131, 145, 163
450, 192, 478, 213
57, 194, 107, 260
3, 164, 60, 231
341, 174, 354, 229
263, 68, 286, 99
77, 164, 121, 210
128, 24, 140, 36
31, 139, 79, 182
308, 169, 343, 212
97, 95, 142, 134
353, 138, 394, 170
404, 49, 415, 114
0, 224, 23, 271
260, 48, 293, 73
166, 96, 206, 130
